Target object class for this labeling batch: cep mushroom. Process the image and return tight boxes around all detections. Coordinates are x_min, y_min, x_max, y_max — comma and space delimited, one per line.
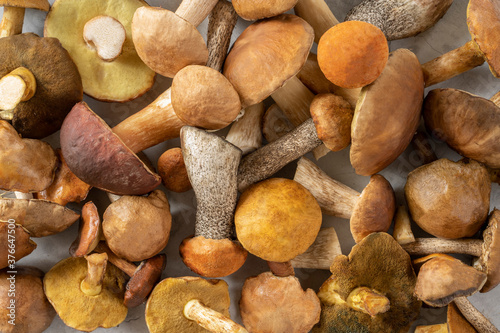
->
157, 147, 192, 193
0, 0, 49, 37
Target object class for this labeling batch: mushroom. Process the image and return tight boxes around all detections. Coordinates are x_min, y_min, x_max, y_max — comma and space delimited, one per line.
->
44, 0, 155, 102
454, 297, 500, 333
290, 227, 343, 270
262, 104, 294, 143
294, 0, 339, 43
314, 232, 421, 332
231, 0, 298, 21
415, 301, 479, 333
405, 158, 490, 239
0, 266, 56, 333
0, 220, 36, 269
43, 254, 128, 331
393, 205, 416, 245
226, 102, 265, 155
421, 0, 500, 87
157, 147, 192, 193
179, 126, 247, 277
0, 0, 49, 37
146, 276, 247, 333
69, 201, 102, 257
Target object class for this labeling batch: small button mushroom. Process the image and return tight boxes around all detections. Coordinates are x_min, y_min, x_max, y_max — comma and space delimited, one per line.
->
226, 102, 265, 155
0, 221, 36, 269
232, 0, 298, 20
0, 266, 56, 333
83, 15, 126, 62
0, 0, 49, 37
157, 147, 192, 193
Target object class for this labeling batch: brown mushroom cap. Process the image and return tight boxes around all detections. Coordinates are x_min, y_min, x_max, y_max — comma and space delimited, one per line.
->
467, 0, 500, 77
235, 178, 322, 262
70, 201, 101, 257
103, 190, 171, 262
223, 14, 314, 108
0, 266, 56, 333
448, 302, 478, 332
240, 271, 320, 333
0, 0, 50, 10
314, 232, 421, 332
44, 257, 128, 332
423, 88, 500, 169
405, 158, 490, 239
171, 65, 241, 130
60, 102, 161, 195
350, 48, 424, 176
146, 277, 230, 333
231, 0, 298, 21
0, 33, 82, 138
474, 209, 500, 293
0, 221, 36, 269
350, 174, 396, 243
157, 147, 192, 193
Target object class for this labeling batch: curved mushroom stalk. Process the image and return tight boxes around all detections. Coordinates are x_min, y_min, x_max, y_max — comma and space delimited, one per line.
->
184, 299, 248, 333
206, 0, 238, 71
454, 297, 500, 333
294, 0, 339, 43
80, 253, 108, 296
0, 1, 50, 37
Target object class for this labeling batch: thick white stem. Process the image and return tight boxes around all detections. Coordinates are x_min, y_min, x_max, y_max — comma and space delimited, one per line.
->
176, 0, 219, 27
291, 227, 342, 270
294, 0, 339, 43
184, 299, 248, 333
393, 206, 415, 245
226, 103, 264, 155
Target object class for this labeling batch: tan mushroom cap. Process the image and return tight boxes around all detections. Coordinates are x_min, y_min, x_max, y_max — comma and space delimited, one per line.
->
0, 222, 36, 269
474, 209, 500, 293
235, 178, 322, 262
448, 302, 478, 332
0, 0, 49, 11
132, 6, 208, 78
350, 48, 424, 176
423, 88, 500, 168
146, 277, 230, 333
231, 0, 298, 21
180, 236, 247, 278
240, 271, 320, 333
43, 257, 127, 332
467, 0, 500, 77
172, 65, 241, 130
103, 190, 171, 262
157, 147, 192, 193
405, 158, 490, 239
223, 14, 314, 108
350, 174, 396, 243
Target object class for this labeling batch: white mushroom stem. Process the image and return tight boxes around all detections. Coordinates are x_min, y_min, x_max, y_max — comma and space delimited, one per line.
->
83, 15, 126, 62
393, 206, 415, 245
80, 253, 108, 296
0, 6, 25, 37
14, 191, 33, 200
294, 0, 339, 43
206, 0, 238, 71
290, 227, 342, 270
226, 102, 264, 155
184, 299, 249, 333
453, 297, 500, 333
262, 104, 294, 143
176, 0, 219, 27
0, 67, 37, 113
414, 324, 448, 333
402, 238, 483, 257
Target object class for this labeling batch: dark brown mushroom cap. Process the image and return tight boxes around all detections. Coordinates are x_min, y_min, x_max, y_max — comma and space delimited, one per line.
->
314, 232, 421, 333
231, 0, 298, 21
223, 14, 314, 108
351, 174, 396, 243
467, 0, 500, 77
0, 222, 36, 269
0, 33, 82, 138
350, 48, 424, 176
423, 88, 500, 168
448, 302, 478, 332
0, 266, 56, 333
0, 0, 50, 10
60, 102, 161, 195
474, 209, 500, 293
240, 271, 320, 333
405, 158, 490, 239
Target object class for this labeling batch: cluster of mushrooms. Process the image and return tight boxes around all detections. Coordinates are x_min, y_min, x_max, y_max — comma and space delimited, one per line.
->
0, 0, 500, 332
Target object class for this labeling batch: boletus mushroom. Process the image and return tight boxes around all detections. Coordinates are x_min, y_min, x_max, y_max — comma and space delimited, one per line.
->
0, 0, 49, 37
231, 0, 298, 21
0, 220, 36, 269
157, 147, 192, 193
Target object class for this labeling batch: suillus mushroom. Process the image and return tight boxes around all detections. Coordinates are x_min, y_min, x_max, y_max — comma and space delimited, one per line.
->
157, 147, 192, 193
453, 297, 500, 333
226, 102, 265, 155
179, 126, 247, 278
44, 0, 155, 102
0, 0, 49, 37
0, 220, 36, 269
0, 266, 56, 333
231, 0, 298, 21
405, 158, 490, 239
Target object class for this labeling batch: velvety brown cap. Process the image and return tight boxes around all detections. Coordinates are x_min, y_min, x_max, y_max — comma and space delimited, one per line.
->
0, 222, 36, 269
223, 14, 314, 108
474, 209, 500, 293
232, 0, 298, 20
125, 254, 166, 308
0, 0, 49, 11
179, 236, 247, 278
157, 147, 192, 193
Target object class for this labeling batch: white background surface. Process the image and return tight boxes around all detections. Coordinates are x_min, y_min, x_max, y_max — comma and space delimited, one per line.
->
2, 0, 500, 331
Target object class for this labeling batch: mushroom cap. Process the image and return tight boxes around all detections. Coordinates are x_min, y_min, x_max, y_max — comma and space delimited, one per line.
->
448, 302, 478, 332
223, 14, 314, 108
414, 254, 487, 307
350, 48, 424, 176
405, 158, 490, 239
146, 277, 230, 333
179, 236, 247, 278
44, 257, 127, 331
157, 147, 192, 193
44, 0, 155, 102
317, 21, 388, 89
0, 33, 82, 138
0, 0, 49, 10
103, 190, 171, 262
0, 222, 36, 269
314, 232, 421, 332
240, 271, 320, 333
467, 0, 500, 77
423, 88, 500, 168
235, 178, 322, 262
0, 267, 56, 333
351, 174, 396, 243
60, 102, 161, 195
474, 209, 500, 293
69, 201, 101, 257
171, 65, 241, 130
0, 120, 57, 193
132, 6, 208, 78
231, 0, 298, 21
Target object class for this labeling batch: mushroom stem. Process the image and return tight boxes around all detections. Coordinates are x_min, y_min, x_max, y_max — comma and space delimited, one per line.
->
14, 191, 33, 199
226, 102, 264, 155
0, 66, 37, 112
183, 299, 248, 333
453, 297, 500, 333
402, 238, 484, 257
347, 287, 390, 317
393, 206, 416, 245
290, 227, 342, 270
294, 0, 339, 43
176, 0, 219, 27
206, 0, 238, 71
0, 6, 25, 37
80, 253, 108, 296
94, 243, 136, 277
421, 40, 485, 87
262, 104, 294, 143
267, 261, 295, 277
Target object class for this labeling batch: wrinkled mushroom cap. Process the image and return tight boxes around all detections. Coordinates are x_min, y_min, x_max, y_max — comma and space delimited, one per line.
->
0, 33, 82, 138
0, 267, 56, 333
44, 0, 155, 102
43, 257, 128, 332
125, 253, 166, 308
223, 14, 314, 108
0, 222, 36, 269
146, 277, 230, 333
314, 232, 421, 332
448, 302, 478, 332
424, 88, 500, 168
157, 147, 192, 193
0, 0, 49, 10
240, 271, 320, 333
474, 208, 500, 293
235, 178, 322, 262
350, 48, 424, 176
405, 158, 490, 239
231, 0, 298, 21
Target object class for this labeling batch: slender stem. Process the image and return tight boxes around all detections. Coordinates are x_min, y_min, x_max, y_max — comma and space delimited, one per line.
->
402, 238, 483, 257
94, 243, 136, 277
175, 0, 219, 27
206, 0, 238, 71
184, 299, 248, 333
454, 297, 500, 333
0, 7, 25, 37
271, 76, 314, 127
80, 253, 108, 296
294, 0, 339, 44
393, 206, 415, 245
226, 102, 264, 155
267, 261, 294, 277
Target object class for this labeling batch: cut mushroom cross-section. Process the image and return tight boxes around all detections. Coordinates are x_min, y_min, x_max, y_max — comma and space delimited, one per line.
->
83, 15, 126, 62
